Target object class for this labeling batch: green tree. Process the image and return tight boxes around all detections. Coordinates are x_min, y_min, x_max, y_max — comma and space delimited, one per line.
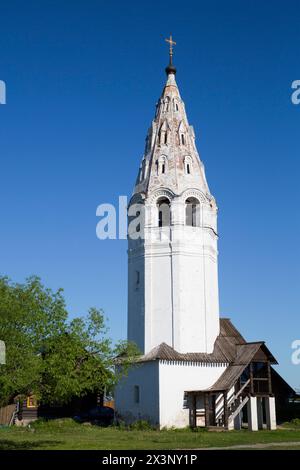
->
0, 276, 138, 406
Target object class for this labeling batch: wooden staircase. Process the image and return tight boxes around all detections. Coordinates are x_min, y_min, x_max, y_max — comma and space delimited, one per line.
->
217, 379, 251, 429
228, 396, 249, 426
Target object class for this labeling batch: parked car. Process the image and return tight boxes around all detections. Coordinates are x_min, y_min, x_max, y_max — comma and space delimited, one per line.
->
73, 406, 114, 426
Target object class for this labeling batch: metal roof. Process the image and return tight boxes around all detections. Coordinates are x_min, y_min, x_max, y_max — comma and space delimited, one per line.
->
203, 365, 247, 392
202, 342, 278, 392
137, 318, 246, 364
134, 319, 278, 377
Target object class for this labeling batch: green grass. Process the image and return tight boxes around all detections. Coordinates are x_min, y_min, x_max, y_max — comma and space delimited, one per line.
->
1, 419, 300, 450
281, 418, 300, 429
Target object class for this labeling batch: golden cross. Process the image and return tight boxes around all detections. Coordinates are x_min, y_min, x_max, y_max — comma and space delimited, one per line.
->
165, 34, 176, 63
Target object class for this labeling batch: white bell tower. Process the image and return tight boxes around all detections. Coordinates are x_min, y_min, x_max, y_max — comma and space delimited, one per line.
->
116, 43, 281, 431
127, 46, 220, 355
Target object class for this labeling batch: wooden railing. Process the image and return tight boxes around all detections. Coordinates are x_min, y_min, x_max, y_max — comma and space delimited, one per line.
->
217, 379, 251, 427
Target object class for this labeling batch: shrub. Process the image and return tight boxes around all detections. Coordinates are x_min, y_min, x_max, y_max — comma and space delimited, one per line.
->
129, 420, 155, 431
31, 418, 80, 431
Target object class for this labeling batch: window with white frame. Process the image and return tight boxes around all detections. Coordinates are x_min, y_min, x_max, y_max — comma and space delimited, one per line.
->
164, 96, 170, 112
185, 197, 200, 227
184, 156, 192, 175
159, 120, 169, 146
173, 98, 179, 112
157, 155, 167, 175
157, 197, 171, 227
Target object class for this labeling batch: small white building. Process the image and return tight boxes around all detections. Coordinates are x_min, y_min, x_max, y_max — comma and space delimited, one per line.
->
115, 48, 290, 430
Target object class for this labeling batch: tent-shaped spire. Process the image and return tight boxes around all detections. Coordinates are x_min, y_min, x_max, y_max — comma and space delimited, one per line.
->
133, 47, 211, 200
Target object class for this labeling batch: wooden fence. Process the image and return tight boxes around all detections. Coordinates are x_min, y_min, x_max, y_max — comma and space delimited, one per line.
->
0, 404, 16, 425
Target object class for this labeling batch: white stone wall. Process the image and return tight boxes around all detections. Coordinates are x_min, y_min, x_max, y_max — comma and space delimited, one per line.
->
115, 360, 227, 428
114, 361, 159, 425
128, 195, 219, 354
159, 361, 226, 428
127, 249, 145, 353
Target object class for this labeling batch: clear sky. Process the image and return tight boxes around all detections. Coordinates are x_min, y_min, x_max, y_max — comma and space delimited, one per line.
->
0, 0, 299, 388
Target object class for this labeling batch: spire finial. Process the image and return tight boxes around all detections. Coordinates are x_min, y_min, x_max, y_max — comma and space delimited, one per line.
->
165, 34, 176, 64
165, 34, 177, 75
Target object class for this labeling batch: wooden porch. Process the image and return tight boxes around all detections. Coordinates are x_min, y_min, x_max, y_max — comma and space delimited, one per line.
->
187, 343, 277, 430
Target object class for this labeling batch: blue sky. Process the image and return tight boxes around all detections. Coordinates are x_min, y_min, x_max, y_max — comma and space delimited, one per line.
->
0, 0, 299, 388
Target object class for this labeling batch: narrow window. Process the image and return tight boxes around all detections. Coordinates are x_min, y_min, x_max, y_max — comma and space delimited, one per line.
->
134, 385, 140, 404
184, 157, 192, 175
185, 197, 200, 227
181, 134, 185, 145
158, 210, 163, 228
176, 103, 179, 111
157, 197, 170, 227
164, 132, 168, 144
159, 132, 162, 145
165, 97, 170, 112
158, 156, 167, 175
192, 204, 197, 227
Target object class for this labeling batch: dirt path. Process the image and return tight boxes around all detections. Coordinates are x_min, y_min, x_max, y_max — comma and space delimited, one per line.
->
198, 441, 300, 450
